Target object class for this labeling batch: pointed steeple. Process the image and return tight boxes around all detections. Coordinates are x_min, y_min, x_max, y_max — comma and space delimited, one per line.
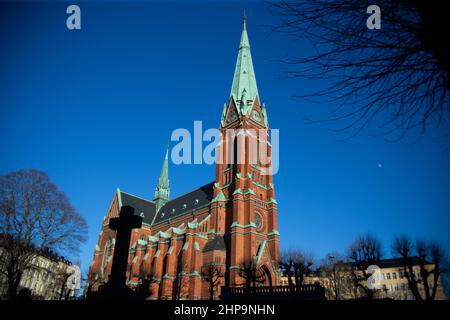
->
154, 145, 170, 211
261, 102, 269, 127
230, 12, 259, 116
220, 102, 227, 127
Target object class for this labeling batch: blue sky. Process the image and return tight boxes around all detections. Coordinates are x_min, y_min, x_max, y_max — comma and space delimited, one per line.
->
1, 1, 449, 271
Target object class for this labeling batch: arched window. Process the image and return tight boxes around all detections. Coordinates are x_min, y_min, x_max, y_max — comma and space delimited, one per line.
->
256, 136, 260, 165
233, 136, 238, 166
101, 238, 114, 278
105, 239, 113, 259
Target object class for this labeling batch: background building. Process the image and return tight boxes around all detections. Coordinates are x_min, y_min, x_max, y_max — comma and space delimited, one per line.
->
0, 247, 74, 300
369, 258, 446, 300
282, 257, 447, 300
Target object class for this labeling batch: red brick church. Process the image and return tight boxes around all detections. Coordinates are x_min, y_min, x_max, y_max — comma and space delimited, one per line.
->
88, 17, 280, 299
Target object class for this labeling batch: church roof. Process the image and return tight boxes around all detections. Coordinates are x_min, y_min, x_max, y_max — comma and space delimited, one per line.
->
118, 182, 215, 227
119, 191, 157, 225
152, 182, 215, 226
203, 235, 227, 252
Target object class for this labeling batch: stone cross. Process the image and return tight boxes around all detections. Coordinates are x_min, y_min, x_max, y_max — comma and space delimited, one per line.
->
108, 205, 142, 289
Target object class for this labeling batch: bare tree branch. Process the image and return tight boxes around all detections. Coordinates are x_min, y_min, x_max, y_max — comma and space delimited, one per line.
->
393, 235, 447, 300
271, 0, 450, 141
0, 169, 88, 299
347, 233, 382, 299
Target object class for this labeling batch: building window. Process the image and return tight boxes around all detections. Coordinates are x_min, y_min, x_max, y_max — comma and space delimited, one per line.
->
106, 240, 113, 258
386, 273, 391, 280
401, 283, 406, 291
254, 212, 263, 231
389, 284, 393, 291
392, 272, 397, 280
399, 271, 403, 279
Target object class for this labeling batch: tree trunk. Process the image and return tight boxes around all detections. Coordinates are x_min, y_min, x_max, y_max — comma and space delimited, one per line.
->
65, 289, 72, 300
209, 281, 214, 300
404, 263, 422, 300
7, 271, 22, 300
286, 270, 295, 293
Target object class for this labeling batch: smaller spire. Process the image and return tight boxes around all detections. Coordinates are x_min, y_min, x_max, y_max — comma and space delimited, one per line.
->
243, 9, 247, 30
220, 102, 227, 127
159, 145, 169, 188
154, 145, 170, 211
262, 102, 269, 127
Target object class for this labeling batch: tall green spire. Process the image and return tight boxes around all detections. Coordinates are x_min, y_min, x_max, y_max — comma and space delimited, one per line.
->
230, 12, 259, 116
154, 146, 170, 211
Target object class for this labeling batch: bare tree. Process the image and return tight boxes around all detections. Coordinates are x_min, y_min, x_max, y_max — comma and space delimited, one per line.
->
172, 251, 188, 300
443, 260, 450, 300
292, 250, 314, 291
271, 0, 450, 141
393, 235, 447, 300
135, 272, 154, 300
202, 265, 224, 300
80, 266, 91, 299
279, 248, 314, 292
319, 252, 355, 300
85, 271, 104, 296
0, 169, 87, 299
55, 265, 73, 300
53, 258, 82, 300
279, 249, 296, 291
348, 233, 382, 299
238, 257, 266, 294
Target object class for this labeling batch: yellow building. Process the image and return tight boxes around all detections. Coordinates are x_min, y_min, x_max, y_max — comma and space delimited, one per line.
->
281, 257, 446, 300
370, 258, 445, 300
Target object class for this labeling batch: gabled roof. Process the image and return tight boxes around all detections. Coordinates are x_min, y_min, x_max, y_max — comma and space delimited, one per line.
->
117, 181, 214, 228
203, 235, 226, 252
118, 191, 156, 226
151, 182, 215, 226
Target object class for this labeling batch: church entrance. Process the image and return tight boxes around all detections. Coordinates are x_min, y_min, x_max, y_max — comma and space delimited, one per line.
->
260, 265, 272, 287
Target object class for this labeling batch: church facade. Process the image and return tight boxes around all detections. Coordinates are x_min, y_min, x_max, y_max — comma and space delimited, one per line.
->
88, 18, 280, 300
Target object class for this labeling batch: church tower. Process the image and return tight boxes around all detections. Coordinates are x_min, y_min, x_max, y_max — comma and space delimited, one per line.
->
211, 14, 280, 287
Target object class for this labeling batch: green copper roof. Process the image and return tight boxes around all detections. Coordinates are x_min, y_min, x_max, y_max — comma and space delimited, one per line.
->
116, 188, 122, 208
154, 146, 170, 211
230, 17, 259, 116
261, 103, 268, 127
158, 147, 169, 189
211, 190, 227, 203
256, 240, 267, 265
